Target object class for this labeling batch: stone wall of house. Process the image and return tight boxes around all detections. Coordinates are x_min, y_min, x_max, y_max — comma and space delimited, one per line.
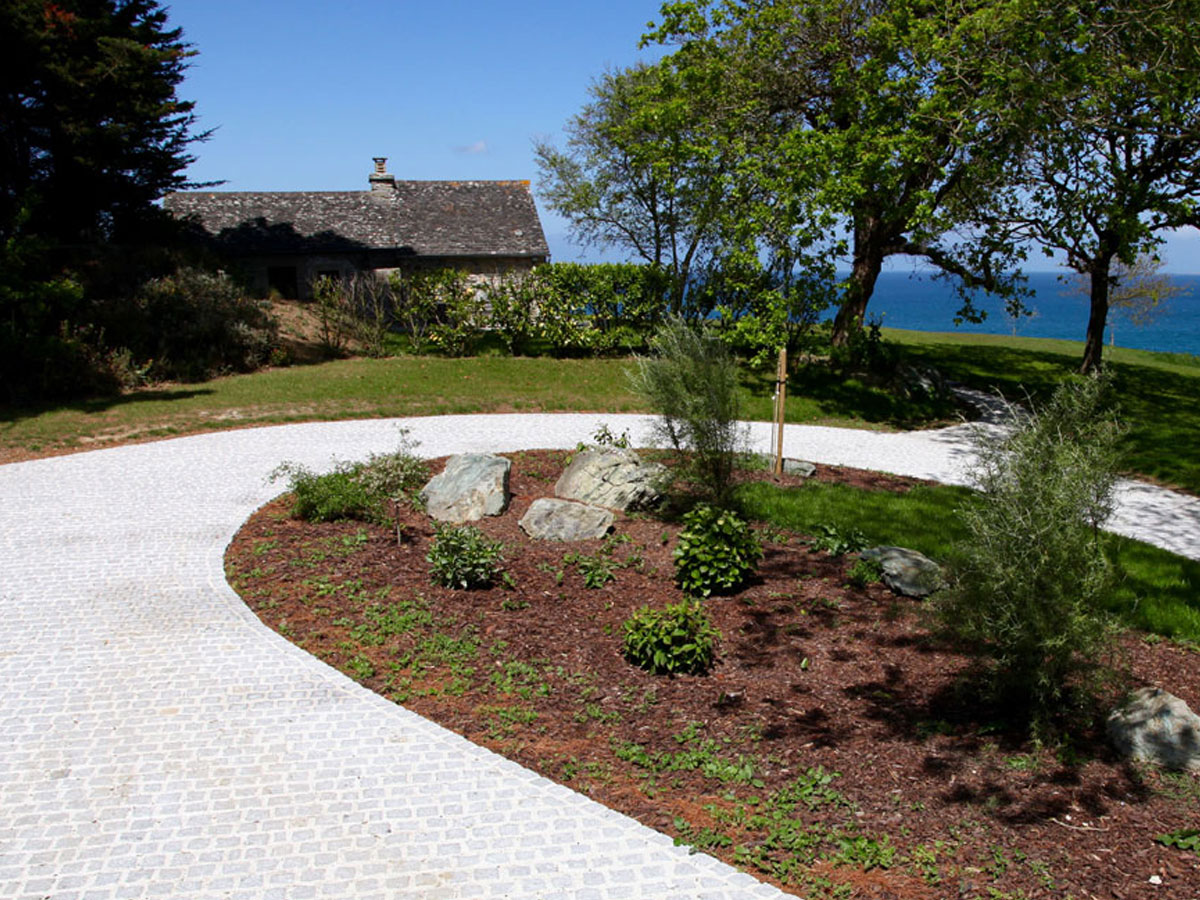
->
242, 254, 540, 300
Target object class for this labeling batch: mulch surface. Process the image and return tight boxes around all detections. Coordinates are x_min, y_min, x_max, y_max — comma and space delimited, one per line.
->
226, 449, 1200, 899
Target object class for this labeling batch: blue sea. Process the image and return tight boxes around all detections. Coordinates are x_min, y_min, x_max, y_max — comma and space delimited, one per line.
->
855, 271, 1200, 357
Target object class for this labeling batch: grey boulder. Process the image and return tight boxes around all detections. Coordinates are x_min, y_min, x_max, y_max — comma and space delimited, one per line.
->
859, 546, 943, 597
555, 448, 667, 511
1108, 687, 1200, 771
419, 453, 511, 523
782, 458, 817, 477
519, 498, 614, 541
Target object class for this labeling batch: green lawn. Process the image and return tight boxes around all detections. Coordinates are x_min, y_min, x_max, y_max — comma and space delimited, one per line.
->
737, 478, 1200, 642
889, 329, 1200, 493
0, 356, 647, 455
4, 329, 1198, 495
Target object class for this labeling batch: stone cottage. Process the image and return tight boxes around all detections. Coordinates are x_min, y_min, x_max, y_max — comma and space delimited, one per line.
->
163, 158, 550, 298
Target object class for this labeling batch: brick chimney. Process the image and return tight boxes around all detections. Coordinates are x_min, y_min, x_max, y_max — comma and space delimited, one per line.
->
369, 157, 395, 192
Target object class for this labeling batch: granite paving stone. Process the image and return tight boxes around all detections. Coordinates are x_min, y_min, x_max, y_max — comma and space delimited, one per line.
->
1, 413, 1197, 900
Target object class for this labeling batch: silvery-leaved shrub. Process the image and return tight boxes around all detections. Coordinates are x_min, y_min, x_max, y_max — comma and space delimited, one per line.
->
630, 317, 747, 505
932, 373, 1125, 737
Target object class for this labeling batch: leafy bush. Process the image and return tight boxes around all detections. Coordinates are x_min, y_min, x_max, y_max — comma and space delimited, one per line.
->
90, 268, 279, 382
536, 262, 669, 351
271, 429, 427, 523
674, 504, 762, 597
932, 374, 1125, 737
631, 317, 748, 504
427, 525, 507, 589
356, 430, 429, 505
623, 598, 718, 675
810, 523, 871, 557
272, 462, 375, 523
486, 271, 548, 355
846, 556, 883, 588
387, 269, 438, 345
830, 314, 898, 376
422, 269, 483, 357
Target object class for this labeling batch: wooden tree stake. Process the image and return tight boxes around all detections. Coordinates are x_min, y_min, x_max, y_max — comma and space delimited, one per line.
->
774, 346, 787, 475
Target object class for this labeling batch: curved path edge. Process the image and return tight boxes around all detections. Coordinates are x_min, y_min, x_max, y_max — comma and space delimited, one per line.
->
1, 413, 1196, 900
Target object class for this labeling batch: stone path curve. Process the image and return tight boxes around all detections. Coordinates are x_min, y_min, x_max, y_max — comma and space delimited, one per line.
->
2, 413, 1197, 900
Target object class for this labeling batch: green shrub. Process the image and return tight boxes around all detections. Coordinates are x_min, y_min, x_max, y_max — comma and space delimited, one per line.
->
846, 556, 883, 588
631, 317, 748, 504
932, 373, 1125, 737
89, 268, 278, 382
535, 262, 669, 352
674, 504, 762, 597
273, 463, 375, 523
271, 429, 427, 523
422, 269, 483, 357
810, 523, 871, 557
486, 272, 547, 355
356, 429, 429, 505
387, 269, 437, 345
623, 598, 718, 675
427, 525, 507, 589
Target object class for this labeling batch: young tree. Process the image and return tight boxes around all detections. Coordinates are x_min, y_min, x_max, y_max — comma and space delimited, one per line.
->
534, 60, 729, 314
647, 0, 1045, 347
934, 374, 1124, 738
630, 317, 747, 505
991, 0, 1200, 373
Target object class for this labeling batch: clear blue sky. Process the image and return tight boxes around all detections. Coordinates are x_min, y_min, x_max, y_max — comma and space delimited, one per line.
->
165, 0, 1200, 272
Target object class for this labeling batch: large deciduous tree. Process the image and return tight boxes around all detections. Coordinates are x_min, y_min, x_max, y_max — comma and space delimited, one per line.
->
991, 0, 1200, 373
648, 0, 1046, 347
534, 60, 730, 315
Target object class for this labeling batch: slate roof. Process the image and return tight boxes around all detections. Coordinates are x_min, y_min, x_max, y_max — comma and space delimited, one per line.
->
164, 181, 549, 259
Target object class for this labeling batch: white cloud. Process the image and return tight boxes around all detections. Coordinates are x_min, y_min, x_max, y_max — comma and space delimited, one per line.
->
454, 140, 489, 155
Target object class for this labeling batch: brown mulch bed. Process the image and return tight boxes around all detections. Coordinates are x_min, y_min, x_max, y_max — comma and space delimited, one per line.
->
226, 449, 1200, 899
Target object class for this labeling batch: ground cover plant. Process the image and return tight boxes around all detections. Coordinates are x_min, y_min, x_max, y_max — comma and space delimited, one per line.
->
228, 448, 1200, 900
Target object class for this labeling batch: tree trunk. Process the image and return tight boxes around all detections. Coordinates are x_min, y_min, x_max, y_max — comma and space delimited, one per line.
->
1080, 256, 1113, 374
831, 225, 885, 347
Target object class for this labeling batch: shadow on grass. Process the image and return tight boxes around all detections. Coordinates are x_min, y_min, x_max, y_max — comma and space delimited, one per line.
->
899, 340, 1200, 494
0, 386, 214, 429
742, 365, 954, 428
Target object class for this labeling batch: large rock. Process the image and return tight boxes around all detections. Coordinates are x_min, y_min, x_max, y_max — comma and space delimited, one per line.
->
859, 546, 943, 597
519, 498, 614, 541
419, 453, 510, 523
555, 448, 667, 511
1108, 687, 1200, 771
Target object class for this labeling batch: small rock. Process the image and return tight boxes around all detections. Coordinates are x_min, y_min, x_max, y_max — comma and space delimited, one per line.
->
782, 458, 817, 477
419, 453, 510, 523
555, 448, 667, 511
519, 498, 614, 541
859, 546, 943, 597
1107, 687, 1200, 771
